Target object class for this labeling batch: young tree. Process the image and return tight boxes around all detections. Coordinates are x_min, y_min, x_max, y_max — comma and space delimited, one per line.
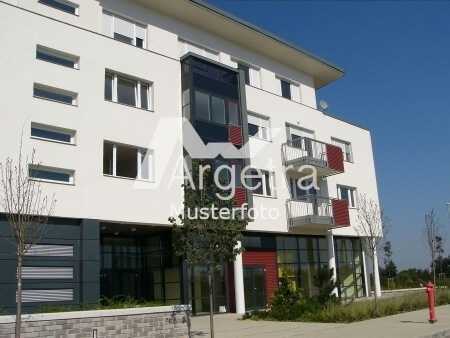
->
424, 209, 441, 286
381, 240, 397, 289
0, 140, 56, 338
356, 193, 387, 313
169, 160, 247, 338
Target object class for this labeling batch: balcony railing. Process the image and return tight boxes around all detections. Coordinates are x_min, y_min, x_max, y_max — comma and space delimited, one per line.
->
286, 195, 350, 230
282, 137, 344, 177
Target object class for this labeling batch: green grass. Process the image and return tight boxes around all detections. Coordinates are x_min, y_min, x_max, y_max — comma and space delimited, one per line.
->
37, 297, 164, 314
248, 289, 450, 323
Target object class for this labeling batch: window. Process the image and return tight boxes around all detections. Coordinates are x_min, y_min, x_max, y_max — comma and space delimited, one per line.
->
29, 166, 74, 184
105, 71, 153, 110
332, 138, 353, 162
289, 178, 317, 200
247, 169, 275, 197
194, 90, 239, 125
248, 112, 270, 141
36, 45, 79, 69
31, 123, 75, 144
280, 79, 291, 99
33, 83, 77, 105
38, 0, 78, 15
102, 12, 147, 48
337, 185, 357, 207
236, 61, 261, 88
178, 39, 219, 61
103, 142, 152, 180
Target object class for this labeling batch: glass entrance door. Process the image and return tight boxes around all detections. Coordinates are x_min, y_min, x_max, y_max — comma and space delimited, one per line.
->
244, 266, 267, 311
191, 266, 228, 314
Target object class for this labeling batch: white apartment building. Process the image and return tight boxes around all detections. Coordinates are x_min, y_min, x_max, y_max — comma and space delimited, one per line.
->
0, 0, 381, 314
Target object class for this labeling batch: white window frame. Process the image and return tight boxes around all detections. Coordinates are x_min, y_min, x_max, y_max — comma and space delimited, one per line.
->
30, 122, 76, 145
36, 45, 80, 69
337, 185, 357, 208
251, 169, 276, 198
28, 165, 75, 185
103, 11, 147, 48
104, 141, 154, 181
38, 0, 79, 16
332, 137, 354, 162
232, 58, 262, 88
33, 83, 78, 106
276, 75, 301, 103
248, 112, 271, 141
105, 71, 153, 111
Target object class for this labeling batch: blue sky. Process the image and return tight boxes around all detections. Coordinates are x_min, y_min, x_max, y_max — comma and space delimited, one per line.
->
206, 0, 450, 269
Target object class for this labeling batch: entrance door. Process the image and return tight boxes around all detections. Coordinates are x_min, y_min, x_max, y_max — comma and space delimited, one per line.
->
244, 266, 267, 311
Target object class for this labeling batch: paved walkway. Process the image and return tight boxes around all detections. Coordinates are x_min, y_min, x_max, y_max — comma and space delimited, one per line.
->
190, 305, 450, 338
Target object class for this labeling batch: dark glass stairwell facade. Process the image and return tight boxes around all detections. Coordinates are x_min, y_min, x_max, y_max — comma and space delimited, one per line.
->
180, 54, 251, 313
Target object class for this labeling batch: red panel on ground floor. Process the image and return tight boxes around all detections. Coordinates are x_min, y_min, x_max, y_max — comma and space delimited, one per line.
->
243, 250, 278, 301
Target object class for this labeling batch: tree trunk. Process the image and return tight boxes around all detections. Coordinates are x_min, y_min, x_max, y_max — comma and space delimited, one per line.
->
208, 267, 215, 338
15, 253, 22, 338
372, 263, 378, 315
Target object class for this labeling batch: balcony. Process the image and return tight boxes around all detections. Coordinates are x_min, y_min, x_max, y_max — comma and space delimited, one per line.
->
286, 196, 350, 231
282, 137, 344, 177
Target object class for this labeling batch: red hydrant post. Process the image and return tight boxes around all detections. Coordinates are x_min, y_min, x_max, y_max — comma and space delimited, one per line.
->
426, 282, 437, 323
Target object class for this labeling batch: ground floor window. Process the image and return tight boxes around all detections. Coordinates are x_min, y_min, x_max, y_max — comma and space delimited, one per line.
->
276, 236, 329, 298
334, 237, 365, 299
100, 227, 181, 305
191, 265, 228, 314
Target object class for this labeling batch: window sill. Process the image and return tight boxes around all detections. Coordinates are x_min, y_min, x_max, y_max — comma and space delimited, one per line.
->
33, 95, 77, 107
103, 174, 154, 183
29, 178, 74, 186
31, 136, 76, 146
105, 99, 154, 113
36, 58, 79, 70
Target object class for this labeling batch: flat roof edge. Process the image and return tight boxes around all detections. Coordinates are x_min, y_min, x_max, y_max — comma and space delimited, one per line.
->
190, 0, 345, 76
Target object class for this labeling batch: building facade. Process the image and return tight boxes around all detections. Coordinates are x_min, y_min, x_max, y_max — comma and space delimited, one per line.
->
0, 0, 381, 315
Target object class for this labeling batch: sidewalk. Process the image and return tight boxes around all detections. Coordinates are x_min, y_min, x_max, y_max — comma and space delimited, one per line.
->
190, 305, 450, 338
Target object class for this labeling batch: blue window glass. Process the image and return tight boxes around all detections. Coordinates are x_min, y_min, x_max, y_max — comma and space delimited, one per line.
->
281, 79, 291, 99
31, 127, 71, 143
38, 0, 76, 15
34, 86, 74, 105
29, 168, 71, 183
36, 49, 75, 68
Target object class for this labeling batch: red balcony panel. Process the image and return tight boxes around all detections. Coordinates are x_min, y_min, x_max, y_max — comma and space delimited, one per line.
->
326, 144, 344, 172
229, 126, 243, 146
332, 199, 350, 226
233, 187, 247, 207
243, 251, 278, 302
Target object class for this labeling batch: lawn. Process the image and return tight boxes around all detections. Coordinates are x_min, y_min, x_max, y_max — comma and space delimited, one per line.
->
247, 289, 450, 323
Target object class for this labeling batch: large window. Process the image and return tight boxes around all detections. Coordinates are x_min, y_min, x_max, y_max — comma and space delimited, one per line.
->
276, 236, 329, 298
194, 90, 240, 126
247, 168, 275, 197
38, 0, 78, 15
337, 185, 357, 207
105, 71, 153, 110
102, 12, 146, 48
335, 238, 365, 299
248, 112, 270, 141
332, 138, 353, 162
36, 45, 79, 69
103, 141, 152, 180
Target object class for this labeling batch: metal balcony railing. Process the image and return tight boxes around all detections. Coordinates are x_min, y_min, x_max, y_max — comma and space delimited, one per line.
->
286, 195, 350, 229
282, 137, 344, 175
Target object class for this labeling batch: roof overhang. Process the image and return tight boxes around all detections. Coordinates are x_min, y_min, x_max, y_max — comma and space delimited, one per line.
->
136, 0, 344, 88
